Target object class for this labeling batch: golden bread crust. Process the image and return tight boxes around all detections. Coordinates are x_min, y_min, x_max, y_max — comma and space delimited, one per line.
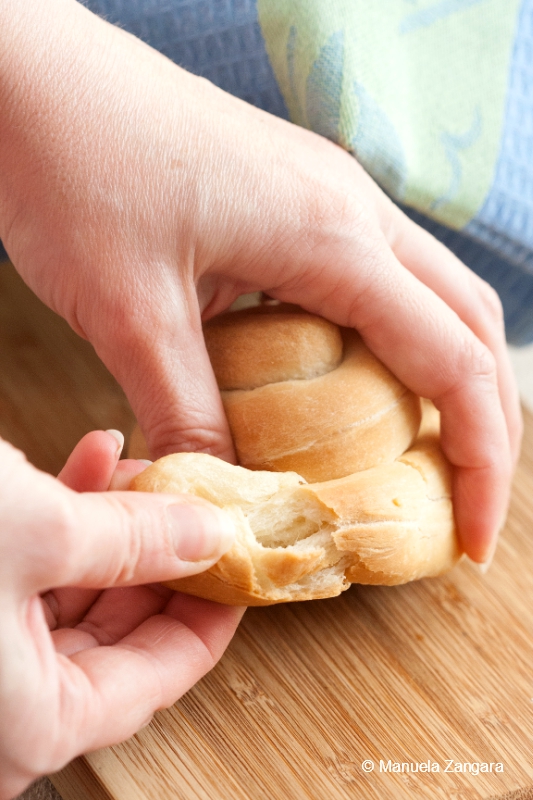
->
128, 305, 460, 604
221, 326, 421, 481
131, 427, 460, 605
131, 305, 422, 482
204, 304, 343, 390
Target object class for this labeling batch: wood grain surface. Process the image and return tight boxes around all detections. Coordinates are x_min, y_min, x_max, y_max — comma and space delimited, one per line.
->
1, 262, 532, 800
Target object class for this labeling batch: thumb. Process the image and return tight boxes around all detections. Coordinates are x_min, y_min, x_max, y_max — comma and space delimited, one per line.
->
53, 489, 237, 591
96, 289, 235, 463
6, 451, 236, 595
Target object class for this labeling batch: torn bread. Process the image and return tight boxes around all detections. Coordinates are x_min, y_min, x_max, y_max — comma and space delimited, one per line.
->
128, 305, 461, 604
131, 424, 460, 605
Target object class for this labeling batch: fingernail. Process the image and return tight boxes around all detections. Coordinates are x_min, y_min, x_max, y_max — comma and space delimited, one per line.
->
137, 459, 153, 466
106, 429, 124, 456
167, 504, 236, 562
477, 542, 497, 575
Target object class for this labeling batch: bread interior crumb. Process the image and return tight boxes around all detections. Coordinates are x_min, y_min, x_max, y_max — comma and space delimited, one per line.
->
245, 487, 336, 548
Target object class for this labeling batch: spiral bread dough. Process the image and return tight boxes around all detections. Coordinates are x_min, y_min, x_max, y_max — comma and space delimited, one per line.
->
204, 306, 422, 481
129, 304, 462, 605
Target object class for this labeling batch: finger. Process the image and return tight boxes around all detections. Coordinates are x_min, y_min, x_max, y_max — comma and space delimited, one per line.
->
388, 211, 523, 466
94, 286, 236, 463
164, 590, 246, 662
40, 588, 102, 630
27, 486, 236, 594
59, 601, 243, 754
57, 430, 124, 491
109, 458, 150, 491
3, 442, 236, 595
275, 228, 511, 565
52, 585, 170, 654
42, 579, 169, 633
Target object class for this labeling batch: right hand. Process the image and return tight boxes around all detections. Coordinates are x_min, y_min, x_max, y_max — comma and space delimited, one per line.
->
0, 431, 240, 799
0, 0, 521, 569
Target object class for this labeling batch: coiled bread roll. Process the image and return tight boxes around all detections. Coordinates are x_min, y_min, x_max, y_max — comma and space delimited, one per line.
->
204, 305, 422, 481
129, 304, 461, 605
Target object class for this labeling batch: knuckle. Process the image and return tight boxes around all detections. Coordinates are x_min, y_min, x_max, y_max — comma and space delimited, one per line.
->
462, 338, 498, 384
441, 337, 499, 413
149, 418, 232, 459
114, 508, 145, 585
475, 279, 505, 328
33, 495, 80, 586
304, 177, 369, 246
293, 187, 393, 327
91, 494, 146, 586
370, 187, 402, 243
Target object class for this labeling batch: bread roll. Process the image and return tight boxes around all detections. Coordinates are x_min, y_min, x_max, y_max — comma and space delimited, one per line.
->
132, 427, 460, 604
205, 305, 421, 481
129, 304, 461, 604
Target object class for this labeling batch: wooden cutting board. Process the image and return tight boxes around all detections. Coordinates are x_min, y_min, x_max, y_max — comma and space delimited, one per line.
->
1, 262, 532, 800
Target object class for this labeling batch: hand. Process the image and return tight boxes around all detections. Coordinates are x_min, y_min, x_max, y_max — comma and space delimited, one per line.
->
0, 0, 521, 565
0, 431, 241, 799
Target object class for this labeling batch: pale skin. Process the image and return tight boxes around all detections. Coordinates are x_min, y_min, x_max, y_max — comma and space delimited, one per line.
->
0, 431, 242, 798
0, 0, 522, 795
